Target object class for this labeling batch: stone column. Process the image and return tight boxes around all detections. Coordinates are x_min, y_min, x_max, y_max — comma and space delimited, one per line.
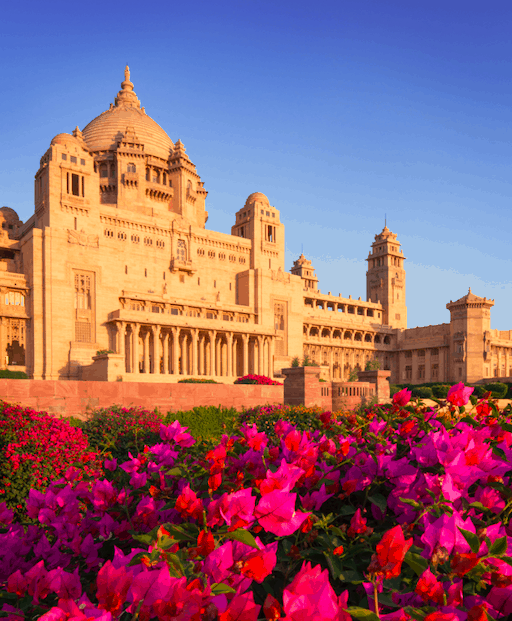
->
227, 332, 233, 378
210, 331, 216, 377
171, 327, 179, 375
117, 321, 126, 357
257, 335, 263, 375
181, 332, 188, 375
152, 325, 161, 374
132, 323, 140, 374
191, 328, 198, 377
162, 331, 169, 374
268, 336, 274, 378
242, 334, 249, 376
142, 330, 150, 373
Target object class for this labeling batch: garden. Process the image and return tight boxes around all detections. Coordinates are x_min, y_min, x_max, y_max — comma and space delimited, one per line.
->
1, 381, 512, 620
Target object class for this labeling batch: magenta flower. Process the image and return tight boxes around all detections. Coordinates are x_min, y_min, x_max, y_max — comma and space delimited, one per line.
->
159, 420, 195, 447
255, 489, 310, 536
393, 388, 412, 406
283, 562, 344, 620
447, 382, 474, 406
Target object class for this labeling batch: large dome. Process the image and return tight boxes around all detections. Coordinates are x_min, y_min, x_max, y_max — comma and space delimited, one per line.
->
82, 67, 174, 160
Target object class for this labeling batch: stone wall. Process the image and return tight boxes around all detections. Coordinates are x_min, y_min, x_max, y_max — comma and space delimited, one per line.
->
0, 379, 283, 420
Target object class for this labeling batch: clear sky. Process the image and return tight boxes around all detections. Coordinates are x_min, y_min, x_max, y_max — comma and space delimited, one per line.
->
1, 1, 511, 330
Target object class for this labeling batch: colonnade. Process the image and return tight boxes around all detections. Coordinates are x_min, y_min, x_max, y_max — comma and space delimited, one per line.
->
303, 342, 390, 381
113, 321, 275, 378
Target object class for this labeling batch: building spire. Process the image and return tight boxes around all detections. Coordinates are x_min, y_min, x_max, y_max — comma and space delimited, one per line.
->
114, 65, 141, 109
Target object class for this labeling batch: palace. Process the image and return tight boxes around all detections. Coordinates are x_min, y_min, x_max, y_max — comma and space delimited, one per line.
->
2, 67, 511, 385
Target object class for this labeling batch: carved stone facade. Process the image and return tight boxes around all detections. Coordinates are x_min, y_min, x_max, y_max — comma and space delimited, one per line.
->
2, 67, 511, 384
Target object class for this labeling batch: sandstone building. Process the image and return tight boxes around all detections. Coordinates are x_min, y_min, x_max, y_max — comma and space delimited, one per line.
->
2, 68, 511, 385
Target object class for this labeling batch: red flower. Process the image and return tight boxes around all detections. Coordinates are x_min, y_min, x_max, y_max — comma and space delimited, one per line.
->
368, 525, 412, 579
263, 594, 282, 621
450, 552, 480, 577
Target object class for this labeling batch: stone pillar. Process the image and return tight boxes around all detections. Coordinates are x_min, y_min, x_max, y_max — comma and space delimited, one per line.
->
227, 332, 233, 378
132, 323, 140, 374
163, 331, 169, 374
210, 331, 216, 377
191, 328, 198, 377
257, 335, 263, 375
268, 336, 274, 378
152, 325, 161, 373
117, 321, 125, 357
181, 332, 188, 375
143, 330, 150, 373
242, 334, 249, 376
171, 327, 179, 374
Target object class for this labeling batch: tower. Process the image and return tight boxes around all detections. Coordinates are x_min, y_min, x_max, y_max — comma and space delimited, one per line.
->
291, 254, 319, 291
446, 289, 494, 383
366, 226, 407, 329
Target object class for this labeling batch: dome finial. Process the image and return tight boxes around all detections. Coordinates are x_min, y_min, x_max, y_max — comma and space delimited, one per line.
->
114, 65, 140, 109
125, 65, 130, 82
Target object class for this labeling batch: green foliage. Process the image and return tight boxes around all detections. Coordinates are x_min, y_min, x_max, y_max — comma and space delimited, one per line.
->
96, 349, 114, 356
484, 382, 508, 399
302, 355, 319, 367
431, 384, 450, 399
291, 356, 301, 367
364, 360, 381, 370
471, 385, 487, 398
348, 368, 359, 382
165, 405, 239, 441
411, 386, 433, 399
239, 404, 328, 442
82, 406, 163, 460
177, 378, 219, 383
389, 385, 401, 396
0, 369, 28, 379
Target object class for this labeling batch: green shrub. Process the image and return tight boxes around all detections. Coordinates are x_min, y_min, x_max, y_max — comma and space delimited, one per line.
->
82, 406, 163, 460
431, 384, 450, 399
411, 386, 433, 399
365, 360, 381, 370
389, 385, 402, 396
238, 404, 328, 443
177, 378, 219, 384
471, 385, 487, 398
0, 369, 28, 379
291, 356, 300, 367
470, 395, 478, 406
165, 405, 239, 441
484, 382, 508, 399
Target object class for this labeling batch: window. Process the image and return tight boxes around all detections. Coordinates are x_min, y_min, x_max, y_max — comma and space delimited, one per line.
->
100, 164, 108, 178
131, 234, 140, 243
156, 239, 165, 249
70, 156, 77, 164
144, 237, 153, 246
177, 240, 187, 261
208, 250, 215, 259
118, 231, 127, 241
127, 163, 136, 172
5, 292, 24, 306
80, 159, 85, 166
71, 174, 80, 196
62, 154, 67, 160
74, 274, 91, 310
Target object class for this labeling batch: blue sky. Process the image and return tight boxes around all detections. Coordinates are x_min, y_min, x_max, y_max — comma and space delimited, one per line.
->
1, 1, 511, 329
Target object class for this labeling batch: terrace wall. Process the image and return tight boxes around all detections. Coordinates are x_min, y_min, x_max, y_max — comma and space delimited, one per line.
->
0, 379, 283, 419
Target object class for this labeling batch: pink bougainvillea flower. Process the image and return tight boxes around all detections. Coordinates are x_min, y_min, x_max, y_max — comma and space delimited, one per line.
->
347, 508, 368, 537
96, 561, 133, 615
282, 562, 345, 620
255, 489, 310, 536
420, 511, 475, 558
368, 525, 412, 579
263, 594, 282, 621
423, 613, 459, 621
159, 420, 195, 447
175, 485, 204, 521
219, 591, 260, 621
415, 567, 444, 604
447, 382, 474, 406
393, 388, 412, 406
259, 459, 304, 495
240, 541, 278, 583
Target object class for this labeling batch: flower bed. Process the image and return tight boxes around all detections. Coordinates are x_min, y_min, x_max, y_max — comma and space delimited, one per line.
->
2, 385, 512, 619
234, 374, 283, 386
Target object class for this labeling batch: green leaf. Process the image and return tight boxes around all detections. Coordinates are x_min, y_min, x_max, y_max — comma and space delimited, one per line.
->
224, 529, 260, 550
338, 505, 356, 516
346, 607, 380, 621
128, 552, 150, 566
501, 422, 512, 432
492, 446, 507, 461
489, 536, 508, 557
500, 555, 512, 567
211, 583, 236, 595
460, 415, 478, 427
468, 501, 488, 512
399, 497, 421, 509
338, 569, 364, 583
459, 527, 480, 554
166, 467, 183, 476
404, 550, 429, 576
368, 493, 387, 513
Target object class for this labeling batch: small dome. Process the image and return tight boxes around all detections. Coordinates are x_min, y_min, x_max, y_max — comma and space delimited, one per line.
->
245, 192, 269, 207
82, 67, 174, 160
0, 207, 21, 225
51, 133, 82, 147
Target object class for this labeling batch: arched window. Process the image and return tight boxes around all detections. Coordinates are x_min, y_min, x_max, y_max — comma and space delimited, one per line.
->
177, 240, 187, 262
127, 163, 136, 173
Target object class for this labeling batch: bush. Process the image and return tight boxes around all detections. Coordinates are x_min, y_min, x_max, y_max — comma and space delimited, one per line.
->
471, 385, 487, 398
365, 360, 381, 370
0, 402, 101, 520
411, 386, 433, 399
431, 384, 450, 398
484, 382, 508, 399
81, 406, 163, 461
389, 385, 402, 396
239, 404, 329, 442
165, 405, 239, 441
178, 378, 219, 383
234, 374, 283, 385
291, 356, 301, 367
0, 369, 28, 379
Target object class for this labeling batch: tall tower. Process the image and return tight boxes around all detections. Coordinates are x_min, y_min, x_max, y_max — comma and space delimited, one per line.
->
366, 226, 407, 329
446, 289, 494, 383
291, 254, 319, 291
